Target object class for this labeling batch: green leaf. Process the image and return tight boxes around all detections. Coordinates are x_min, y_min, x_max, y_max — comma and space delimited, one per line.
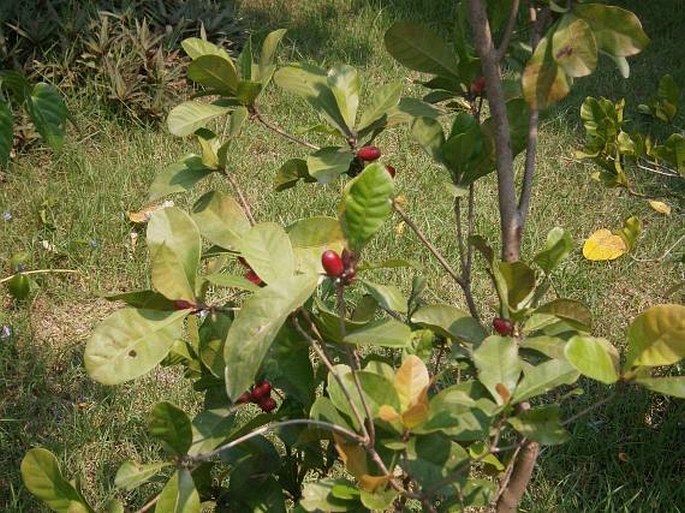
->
338, 163, 394, 252
343, 318, 412, 348
417, 382, 494, 440
565, 335, 619, 384
534, 227, 574, 274
259, 29, 287, 81
204, 273, 260, 293
155, 469, 201, 513
385, 98, 439, 126
300, 479, 362, 512
187, 55, 238, 94
188, 408, 235, 455
384, 22, 460, 78
85, 309, 187, 385
236, 80, 263, 106
519, 335, 568, 359
0, 100, 12, 167
617, 215, 640, 251
21, 448, 94, 513
8, 273, 31, 300
0, 69, 31, 101
147, 207, 201, 302
327, 64, 360, 131
410, 117, 445, 163
287, 216, 345, 274
513, 358, 580, 403
522, 36, 571, 109
306, 146, 354, 184
224, 274, 318, 400
181, 38, 231, 61
191, 191, 250, 250
360, 280, 407, 314
237, 37, 253, 80
625, 304, 685, 368
507, 405, 569, 445
573, 4, 649, 57
114, 461, 170, 491
499, 261, 536, 311
551, 15, 598, 77
410, 304, 486, 346
148, 402, 193, 455
148, 155, 215, 201
634, 376, 685, 398
535, 299, 592, 332
310, 397, 354, 433
274, 64, 352, 137
274, 158, 313, 191
357, 81, 402, 137
238, 223, 295, 284
473, 335, 522, 405
403, 434, 469, 492
26, 83, 68, 150
167, 101, 230, 137
104, 290, 176, 311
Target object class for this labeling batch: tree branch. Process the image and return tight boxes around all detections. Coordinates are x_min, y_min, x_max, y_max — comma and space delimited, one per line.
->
466, 0, 520, 262
250, 105, 320, 151
394, 202, 481, 321
496, 0, 521, 62
224, 171, 256, 226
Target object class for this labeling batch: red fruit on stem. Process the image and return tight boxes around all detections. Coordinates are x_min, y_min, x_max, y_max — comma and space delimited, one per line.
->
384, 165, 396, 178
260, 397, 277, 413
493, 317, 514, 336
321, 250, 345, 277
245, 269, 263, 286
235, 391, 252, 404
250, 384, 268, 401
357, 145, 381, 162
470, 76, 486, 95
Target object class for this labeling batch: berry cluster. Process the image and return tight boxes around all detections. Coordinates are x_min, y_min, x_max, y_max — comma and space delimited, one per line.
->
236, 380, 277, 412
321, 248, 357, 285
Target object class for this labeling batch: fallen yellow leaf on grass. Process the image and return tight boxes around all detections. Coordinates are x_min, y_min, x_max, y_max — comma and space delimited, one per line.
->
583, 228, 627, 261
648, 200, 671, 216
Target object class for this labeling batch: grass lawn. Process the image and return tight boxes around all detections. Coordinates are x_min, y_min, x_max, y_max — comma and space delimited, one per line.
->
1, 0, 683, 511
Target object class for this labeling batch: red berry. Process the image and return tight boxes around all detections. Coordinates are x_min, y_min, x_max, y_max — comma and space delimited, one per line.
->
245, 269, 263, 286
173, 300, 195, 311
250, 384, 269, 401
321, 250, 345, 277
235, 391, 252, 404
385, 165, 396, 178
257, 380, 271, 395
470, 76, 486, 96
493, 317, 514, 336
259, 397, 277, 413
357, 145, 381, 162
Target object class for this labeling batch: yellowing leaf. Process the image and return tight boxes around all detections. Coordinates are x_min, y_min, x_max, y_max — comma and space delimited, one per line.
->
582, 228, 627, 261
333, 434, 390, 492
401, 399, 429, 429
127, 200, 174, 224
378, 404, 400, 422
648, 200, 671, 216
394, 355, 430, 410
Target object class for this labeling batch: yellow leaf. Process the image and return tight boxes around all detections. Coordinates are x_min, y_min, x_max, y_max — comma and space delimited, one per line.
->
378, 404, 400, 422
333, 434, 390, 492
401, 399, 429, 429
648, 200, 671, 216
127, 200, 174, 224
394, 355, 430, 410
583, 229, 627, 261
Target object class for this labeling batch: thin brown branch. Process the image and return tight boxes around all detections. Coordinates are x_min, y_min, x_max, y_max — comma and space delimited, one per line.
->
493, 443, 524, 505
630, 234, 685, 263
192, 419, 364, 462
394, 202, 481, 321
291, 313, 370, 442
135, 494, 160, 513
561, 392, 617, 427
466, 0, 520, 262
250, 105, 320, 151
495, 0, 521, 62
224, 171, 256, 225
